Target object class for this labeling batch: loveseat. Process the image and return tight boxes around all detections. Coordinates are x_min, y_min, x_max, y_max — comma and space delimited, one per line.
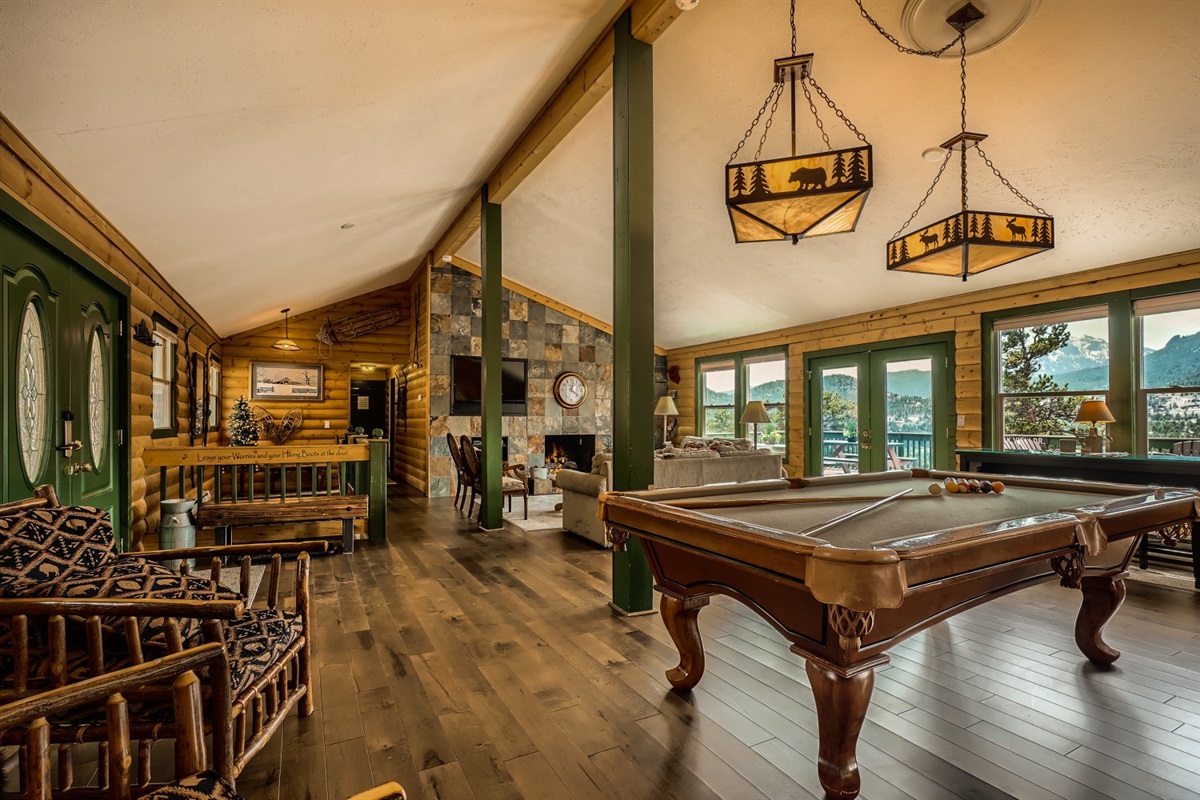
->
0, 485, 321, 786
559, 438, 784, 546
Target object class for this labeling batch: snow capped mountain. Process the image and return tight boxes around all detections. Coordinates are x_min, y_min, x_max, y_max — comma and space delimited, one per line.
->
1040, 335, 1109, 378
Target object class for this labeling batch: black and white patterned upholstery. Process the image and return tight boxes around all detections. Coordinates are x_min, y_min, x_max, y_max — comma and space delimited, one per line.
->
0, 506, 115, 587
140, 771, 244, 800
209, 610, 304, 696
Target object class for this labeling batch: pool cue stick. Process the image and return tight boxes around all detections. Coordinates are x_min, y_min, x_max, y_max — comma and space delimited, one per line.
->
661, 494, 936, 510
794, 488, 913, 539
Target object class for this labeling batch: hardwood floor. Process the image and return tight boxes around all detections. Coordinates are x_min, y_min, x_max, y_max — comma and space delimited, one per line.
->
239, 489, 1200, 800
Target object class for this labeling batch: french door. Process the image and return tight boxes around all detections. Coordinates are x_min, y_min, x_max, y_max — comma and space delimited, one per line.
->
3, 216, 125, 538
807, 341, 952, 476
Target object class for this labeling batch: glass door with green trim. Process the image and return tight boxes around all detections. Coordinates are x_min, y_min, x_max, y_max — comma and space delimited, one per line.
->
809, 342, 951, 475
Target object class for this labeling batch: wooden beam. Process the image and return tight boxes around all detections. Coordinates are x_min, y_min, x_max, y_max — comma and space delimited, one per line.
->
431, 0, 681, 265
447, 255, 667, 355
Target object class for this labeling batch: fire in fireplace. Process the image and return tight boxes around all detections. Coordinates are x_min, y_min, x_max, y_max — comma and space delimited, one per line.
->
544, 435, 596, 474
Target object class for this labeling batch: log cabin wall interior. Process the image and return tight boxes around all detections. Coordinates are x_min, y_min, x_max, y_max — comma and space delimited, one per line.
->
666, 250, 1200, 477
219, 282, 412, 448
392, 263, 431, 494
0, 114, 219, 546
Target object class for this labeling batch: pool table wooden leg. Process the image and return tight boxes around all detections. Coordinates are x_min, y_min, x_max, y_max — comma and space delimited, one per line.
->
1076, 572, 1127, 665
661, 593, 710, 691
805, 658, 875, 800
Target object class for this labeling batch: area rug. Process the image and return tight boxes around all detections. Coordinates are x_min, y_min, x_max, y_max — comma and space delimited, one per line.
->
505, 494, 565, 532
1126, 565, 1195, 592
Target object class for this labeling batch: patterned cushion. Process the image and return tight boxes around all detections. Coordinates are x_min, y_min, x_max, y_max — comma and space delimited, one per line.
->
199, 609, 303, 696
0, 507, 116, 585
33, 559, 243, 646
141, 770, 243, 800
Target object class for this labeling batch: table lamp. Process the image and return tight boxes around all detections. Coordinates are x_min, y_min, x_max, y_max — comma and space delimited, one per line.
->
1075, 400, 1115, 454
740, 401, 771, 450
655, 395, 678, 447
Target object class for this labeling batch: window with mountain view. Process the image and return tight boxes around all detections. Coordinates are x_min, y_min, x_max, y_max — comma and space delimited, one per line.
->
1136, 292, 1200, 456
696, 349, 787, 455
699, 360, 736, 439
994, 306, 1109, 448
744, 354, 787, 454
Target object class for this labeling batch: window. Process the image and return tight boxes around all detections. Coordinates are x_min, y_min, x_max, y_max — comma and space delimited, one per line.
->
986, 281, 1199, 458
699, 360, 736, 439
151, 324, 177, 436
208, 361, 222, 429
994, 305, 1108, 448
744, 353, 787, 454
696, 348, 788, 455
1136, 291, 1200, 456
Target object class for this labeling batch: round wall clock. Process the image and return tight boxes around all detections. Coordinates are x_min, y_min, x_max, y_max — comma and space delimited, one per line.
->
553, 371, 588, 409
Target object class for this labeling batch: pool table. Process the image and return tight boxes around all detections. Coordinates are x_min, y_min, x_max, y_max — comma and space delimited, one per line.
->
599, 469, 1200, 800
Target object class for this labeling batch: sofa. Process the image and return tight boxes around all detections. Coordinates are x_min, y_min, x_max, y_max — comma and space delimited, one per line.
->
559, 438, 784, 547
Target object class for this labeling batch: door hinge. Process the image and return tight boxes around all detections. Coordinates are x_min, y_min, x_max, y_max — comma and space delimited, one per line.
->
118, 321, 125, 336
945, 356, 949, 368
117, 429, 125, 446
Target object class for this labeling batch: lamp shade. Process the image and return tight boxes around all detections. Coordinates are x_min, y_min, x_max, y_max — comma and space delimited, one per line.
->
272, 307, 302, 351
655, 396, 679, 417
740, 400, 771, 425
1075, 400, 1115, 424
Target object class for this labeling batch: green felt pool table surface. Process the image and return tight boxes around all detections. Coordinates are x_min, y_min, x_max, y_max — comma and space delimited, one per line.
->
669, 476, 1127, 550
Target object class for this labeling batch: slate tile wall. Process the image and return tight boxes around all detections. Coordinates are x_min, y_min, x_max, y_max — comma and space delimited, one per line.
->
427, 263, 619, 498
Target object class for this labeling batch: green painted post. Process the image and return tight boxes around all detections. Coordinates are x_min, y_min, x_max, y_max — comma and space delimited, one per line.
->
480, 184, 504, 530
611, 9, 655, 614
368, 439, 388, 542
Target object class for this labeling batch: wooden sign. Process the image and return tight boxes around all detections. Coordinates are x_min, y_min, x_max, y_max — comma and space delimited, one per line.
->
142, 444, 370, 468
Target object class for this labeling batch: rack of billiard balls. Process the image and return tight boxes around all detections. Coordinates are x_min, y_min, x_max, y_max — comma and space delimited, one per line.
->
932, 477, 1005, 495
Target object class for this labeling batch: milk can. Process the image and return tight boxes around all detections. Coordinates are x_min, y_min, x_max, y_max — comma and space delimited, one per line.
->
159, 498, 197, 570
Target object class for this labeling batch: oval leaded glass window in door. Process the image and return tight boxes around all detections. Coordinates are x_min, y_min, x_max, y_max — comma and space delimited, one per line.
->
88, 327, 106, 465
17, 300, 49, 481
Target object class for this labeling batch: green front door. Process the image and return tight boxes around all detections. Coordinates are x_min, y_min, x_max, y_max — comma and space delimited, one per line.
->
3, 217, 125, 538
808, 340, 952, 475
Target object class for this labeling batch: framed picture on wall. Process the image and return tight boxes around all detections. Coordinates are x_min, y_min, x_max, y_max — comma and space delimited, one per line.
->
250, 362, 325, 401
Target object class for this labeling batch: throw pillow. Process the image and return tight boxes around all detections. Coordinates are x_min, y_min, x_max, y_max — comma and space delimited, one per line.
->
0, 507, 116, 585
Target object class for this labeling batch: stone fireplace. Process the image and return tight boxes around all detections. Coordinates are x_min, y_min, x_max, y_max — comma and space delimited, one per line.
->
544, 434, 596, 475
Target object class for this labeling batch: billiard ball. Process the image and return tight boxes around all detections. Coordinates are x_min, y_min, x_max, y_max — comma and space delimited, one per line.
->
968, 479, 982, 493
991, 481, 1006, 494
928, 482, 943, 496
980, 481, 994, 493
944, 479, 959, 493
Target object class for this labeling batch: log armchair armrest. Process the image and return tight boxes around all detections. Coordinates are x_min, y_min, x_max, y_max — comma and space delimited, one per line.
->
0, 642, 237, 797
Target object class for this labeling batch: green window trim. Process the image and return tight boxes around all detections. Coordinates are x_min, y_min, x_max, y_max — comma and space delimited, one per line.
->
694, 345, 789, 458
981, 278, 1200, 456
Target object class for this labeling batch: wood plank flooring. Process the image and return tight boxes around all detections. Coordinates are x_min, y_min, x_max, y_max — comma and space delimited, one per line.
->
239, 489, 1200, 800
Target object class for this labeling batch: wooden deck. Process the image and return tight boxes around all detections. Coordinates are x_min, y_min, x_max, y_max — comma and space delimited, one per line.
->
239, 488, 1200, 800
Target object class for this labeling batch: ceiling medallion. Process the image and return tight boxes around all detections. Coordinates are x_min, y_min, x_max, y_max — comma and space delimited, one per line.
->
901, 0, 1041, 57
725, 0, 873, 244
885, 2, 1053, 281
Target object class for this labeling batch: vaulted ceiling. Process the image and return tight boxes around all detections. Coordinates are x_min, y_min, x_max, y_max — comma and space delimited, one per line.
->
2, 1, 1198, 347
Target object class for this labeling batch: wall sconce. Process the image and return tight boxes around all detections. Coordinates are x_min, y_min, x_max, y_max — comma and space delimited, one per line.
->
132, 320, 160, 346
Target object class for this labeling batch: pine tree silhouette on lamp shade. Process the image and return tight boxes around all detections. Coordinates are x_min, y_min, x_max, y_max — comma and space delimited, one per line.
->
740, 401, 771, 449
655, 395, 678, 446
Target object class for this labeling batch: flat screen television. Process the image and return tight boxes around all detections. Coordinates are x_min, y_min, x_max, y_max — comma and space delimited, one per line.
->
450, 356, 528, 416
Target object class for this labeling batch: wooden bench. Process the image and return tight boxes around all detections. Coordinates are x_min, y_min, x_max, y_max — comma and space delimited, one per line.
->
143, 443, 387, 553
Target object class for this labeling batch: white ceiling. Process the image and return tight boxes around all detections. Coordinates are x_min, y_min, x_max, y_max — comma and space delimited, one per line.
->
467, 0, 1200, 348
2, 0, 1198, 346
0, 0, 622, 335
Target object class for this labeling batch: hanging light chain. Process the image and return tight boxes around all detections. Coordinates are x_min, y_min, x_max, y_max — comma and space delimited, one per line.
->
806, 77, 870, 144
892, 149, 952, 240
854, 0, 960, 58
959, 34, 968, 211
800, 81, 831, 150
790, 0, 798, 57
754, 86, 784, 160
728, 81, 784, 164
975, 147, 1051, 215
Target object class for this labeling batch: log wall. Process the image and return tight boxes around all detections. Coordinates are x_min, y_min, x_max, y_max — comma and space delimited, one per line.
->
392, 264, 431, 494
664, 250, 1200, 476
0, 113, 220, 545
220, 282, 413, 459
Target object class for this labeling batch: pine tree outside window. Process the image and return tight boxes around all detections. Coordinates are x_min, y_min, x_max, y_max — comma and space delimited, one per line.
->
1136, 291, 1200, 456
696, 347, 789, 457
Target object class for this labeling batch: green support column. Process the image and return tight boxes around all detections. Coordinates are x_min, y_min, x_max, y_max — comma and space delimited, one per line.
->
479, 184, 504, 530
611, 9, 655, 614
367, 439, 388, 542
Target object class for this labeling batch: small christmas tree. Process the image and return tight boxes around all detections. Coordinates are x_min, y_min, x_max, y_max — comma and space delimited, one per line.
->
228, 395, 259, 446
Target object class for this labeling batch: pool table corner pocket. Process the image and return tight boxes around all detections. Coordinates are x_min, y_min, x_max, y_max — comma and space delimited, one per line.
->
806, 545, 907, 612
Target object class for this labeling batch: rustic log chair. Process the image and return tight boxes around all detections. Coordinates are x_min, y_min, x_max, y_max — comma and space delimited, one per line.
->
458, 438, 528, 521
0, 486, 323, 784
0, 643, 237, 799
445, 433, 468, 510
